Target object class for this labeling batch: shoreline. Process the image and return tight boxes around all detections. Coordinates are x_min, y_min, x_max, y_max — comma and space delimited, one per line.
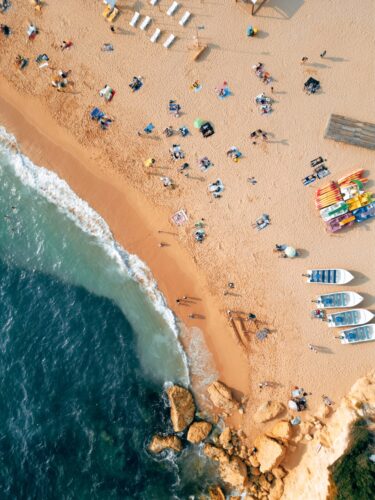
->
0, 76, 250, 399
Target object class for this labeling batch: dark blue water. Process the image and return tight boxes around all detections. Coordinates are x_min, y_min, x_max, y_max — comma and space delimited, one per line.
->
0, 131, 218, 499
0, 258, 216, 499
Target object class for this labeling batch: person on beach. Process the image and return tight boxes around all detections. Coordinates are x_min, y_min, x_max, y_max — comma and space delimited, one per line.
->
308, 343, 318, 353
60, 40, 73, 50
0, 24, 11, 36
258, 381, 269, 390
247, 313, 257, 321
301, 56, 308, 64
320, 50, 327, 58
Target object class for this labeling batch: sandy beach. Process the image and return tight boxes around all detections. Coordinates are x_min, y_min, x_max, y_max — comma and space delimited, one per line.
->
0, 0, 374, 476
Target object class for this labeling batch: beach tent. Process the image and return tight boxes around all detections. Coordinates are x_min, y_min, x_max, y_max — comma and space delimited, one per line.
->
284, 246, 297, 258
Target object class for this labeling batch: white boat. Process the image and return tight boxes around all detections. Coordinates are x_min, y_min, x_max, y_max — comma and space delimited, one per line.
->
313, 291, 363, 309
339, 324, 375, 344
327, 309, 374, 328
304, 269, 354, 285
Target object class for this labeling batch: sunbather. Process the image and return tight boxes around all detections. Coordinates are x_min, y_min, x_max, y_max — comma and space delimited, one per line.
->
0, 24, 11, 36
129, 76, 143, 92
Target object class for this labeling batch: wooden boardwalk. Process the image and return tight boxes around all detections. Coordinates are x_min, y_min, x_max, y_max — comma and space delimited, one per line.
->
325, 114, 375, 150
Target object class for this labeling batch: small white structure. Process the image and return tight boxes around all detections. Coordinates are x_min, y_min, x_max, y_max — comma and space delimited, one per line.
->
150, 0, 159, 4
129, 11, 140, 27
140, 16, 151, 30
167, 1, 179, 16
179, 11, 191, 26
163, 34, 175, 48
150, 28, 161, 43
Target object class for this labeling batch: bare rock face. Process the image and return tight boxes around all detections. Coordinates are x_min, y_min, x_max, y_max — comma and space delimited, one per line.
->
219, 455, 249, 490
203, 443, 229, 463
207, 381, 240, 412
267, 420, 292, 443
148, 435, 182, 454
167, 385, 195, 432
219, 427, 232, 449
269, 477, 285, 500
254, 435, 287, 472
187, 421, 212, 444
209, 486, 226, 500
253, 401, 285, 423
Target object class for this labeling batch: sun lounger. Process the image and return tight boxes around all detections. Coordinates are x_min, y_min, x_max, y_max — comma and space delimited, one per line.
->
150, 28, 161, 43
163, 34, 175, 48
167, 1, 179, 16
129, 11, 140, 27
107, 7, 119, 23
179, 11, 191, 26
140, 16, 151, 30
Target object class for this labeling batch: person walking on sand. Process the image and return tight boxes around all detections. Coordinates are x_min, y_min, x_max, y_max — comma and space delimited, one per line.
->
320, 50, 327, 58
308, 343, 318, 353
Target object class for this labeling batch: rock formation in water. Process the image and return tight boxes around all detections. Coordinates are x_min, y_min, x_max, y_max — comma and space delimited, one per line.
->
167, 385, 196, 432
187, 421, 212, 443
148, 435, 183, 453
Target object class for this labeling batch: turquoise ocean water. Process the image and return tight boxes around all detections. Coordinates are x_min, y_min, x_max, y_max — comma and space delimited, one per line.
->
0, 127, 218, 499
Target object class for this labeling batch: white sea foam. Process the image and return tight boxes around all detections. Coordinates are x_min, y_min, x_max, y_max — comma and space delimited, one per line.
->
0, 126, 188, 375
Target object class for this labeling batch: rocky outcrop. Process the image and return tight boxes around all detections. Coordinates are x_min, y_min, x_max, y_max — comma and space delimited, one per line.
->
267, 420, 292, 443
208, 486, 225, 500
207, 380, 240, 412
219, 427, 232, 449
203, 443, 248, 490
254, 435, 287, 472
148, 435, 182, 453
219, 455, 248, 490
187, 421, 212, 443
253, 401, 285, 423
282, 371, 375, 499
167, 385, 195, 432
203, 443, 229, 463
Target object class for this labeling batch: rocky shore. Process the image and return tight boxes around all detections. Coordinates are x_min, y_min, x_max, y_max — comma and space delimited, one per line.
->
148, 373, 375, 499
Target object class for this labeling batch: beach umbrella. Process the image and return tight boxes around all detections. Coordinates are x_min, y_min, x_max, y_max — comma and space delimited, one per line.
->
194, 118, 204, 129
105, 0, 117, 7
284, 246, 297, 258
288, 400, 299, 411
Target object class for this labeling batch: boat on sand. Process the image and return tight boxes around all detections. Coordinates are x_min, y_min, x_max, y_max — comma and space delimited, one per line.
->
304, 269, 354, 285
327, 309, 374, 328
313, 291, 363, 309
339, 324, 375, 344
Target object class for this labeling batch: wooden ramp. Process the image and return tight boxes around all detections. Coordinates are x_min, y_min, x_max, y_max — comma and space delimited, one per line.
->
325, 114, 375, 150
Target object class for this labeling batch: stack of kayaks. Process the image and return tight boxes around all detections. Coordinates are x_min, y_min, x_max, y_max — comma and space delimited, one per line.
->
315, 170, 374, 232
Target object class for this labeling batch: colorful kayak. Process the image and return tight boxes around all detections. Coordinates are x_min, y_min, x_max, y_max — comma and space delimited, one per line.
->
327, 309, 374, 328
314, 291, 363, 309
320, 201, 348, 221
339, 324, 375, 344
353, 202, 375, 222
305, 269, 354, 285
325, 213, 356, 232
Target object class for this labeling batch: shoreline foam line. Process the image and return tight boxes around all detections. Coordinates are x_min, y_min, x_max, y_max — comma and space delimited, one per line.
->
0, 125, 190, 382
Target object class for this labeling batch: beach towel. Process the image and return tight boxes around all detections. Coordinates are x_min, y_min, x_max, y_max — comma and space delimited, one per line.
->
171, 209, 188, 225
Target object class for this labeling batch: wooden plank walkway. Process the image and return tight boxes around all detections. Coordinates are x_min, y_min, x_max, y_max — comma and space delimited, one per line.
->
325, 114, 375, 150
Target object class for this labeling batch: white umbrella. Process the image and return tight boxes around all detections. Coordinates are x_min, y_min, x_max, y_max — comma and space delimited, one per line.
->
288, 400, 299, 411
285, 246, 297, 258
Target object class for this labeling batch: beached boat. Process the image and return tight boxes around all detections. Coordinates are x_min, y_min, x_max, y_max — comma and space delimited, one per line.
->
339, 324, 375, 344
327, 309, 374, 328
305, 269, 354, 285
314, 291, 363, 309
